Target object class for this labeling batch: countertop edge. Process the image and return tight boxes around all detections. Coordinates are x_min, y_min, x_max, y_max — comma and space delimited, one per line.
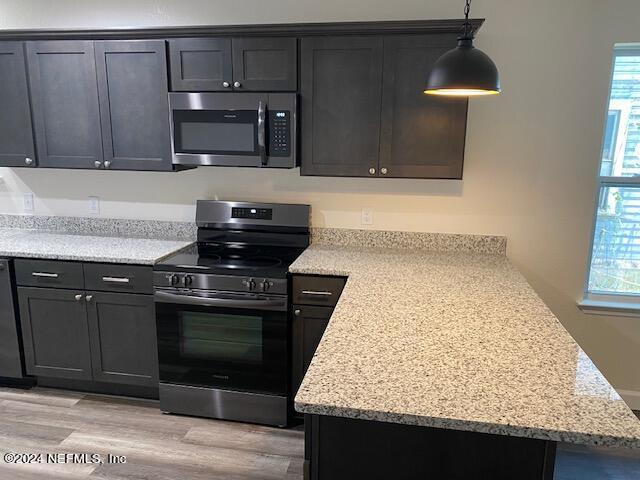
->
293, 401, 640, 449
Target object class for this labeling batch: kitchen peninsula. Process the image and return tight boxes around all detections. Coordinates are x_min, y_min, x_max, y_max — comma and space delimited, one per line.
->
291, 232, 640, 479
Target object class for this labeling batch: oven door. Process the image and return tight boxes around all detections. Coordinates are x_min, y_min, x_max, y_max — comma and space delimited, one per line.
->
169, 92, 268, 167
155, 289, 288, 396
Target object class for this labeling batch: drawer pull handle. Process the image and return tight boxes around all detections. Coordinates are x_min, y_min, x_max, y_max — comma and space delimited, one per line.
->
32, 272, 59, 278
301, 290, 332, 296
102, 276, 130, 284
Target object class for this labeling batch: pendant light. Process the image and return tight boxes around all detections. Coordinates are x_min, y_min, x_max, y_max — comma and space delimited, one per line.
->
424, 0, 500, 96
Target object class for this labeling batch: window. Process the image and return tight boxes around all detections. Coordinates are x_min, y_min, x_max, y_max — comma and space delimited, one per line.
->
585, 46, 640, 306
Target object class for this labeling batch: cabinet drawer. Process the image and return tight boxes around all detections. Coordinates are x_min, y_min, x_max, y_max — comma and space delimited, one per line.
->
292, 275, 346, 307
83, 264, 153, 294
15, 259, 84, 289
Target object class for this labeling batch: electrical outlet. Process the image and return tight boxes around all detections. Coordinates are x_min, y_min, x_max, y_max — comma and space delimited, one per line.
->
88, 196, 100, 215
361, 208, 374, 226
23, 193, 34, 213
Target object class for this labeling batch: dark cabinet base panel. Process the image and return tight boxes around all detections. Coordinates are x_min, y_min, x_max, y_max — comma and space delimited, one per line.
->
37, 376, 159, 400
304, 414, 556, 480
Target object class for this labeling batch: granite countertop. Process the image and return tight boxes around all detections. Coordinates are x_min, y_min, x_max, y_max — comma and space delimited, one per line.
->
291, 244, 640, 448
0, 228, 192, 264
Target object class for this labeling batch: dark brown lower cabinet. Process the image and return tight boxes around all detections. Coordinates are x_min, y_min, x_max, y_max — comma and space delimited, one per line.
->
292, 305, 333, 396
305, 414, 557, 480
86, 291, 158, 387
18, 287, 93, 380
17, 281, 158, 389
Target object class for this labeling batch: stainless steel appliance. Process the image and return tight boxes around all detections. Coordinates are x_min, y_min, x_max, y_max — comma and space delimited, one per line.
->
0, 259, 31, 386
154, 200, 310, 427
169, 92, 297, 168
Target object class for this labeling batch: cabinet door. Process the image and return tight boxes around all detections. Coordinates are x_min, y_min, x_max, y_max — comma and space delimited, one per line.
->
0, 42, 36, 168
95, 40, 173, 171
379, 35, 468, 179
300, 36, 383, 177
26, 41, 103, 169
292, 305, 333, 396
86, 292, 158, 387
169, 38, 232, 91
18, 287, 92, 380
232, 37, 297, 91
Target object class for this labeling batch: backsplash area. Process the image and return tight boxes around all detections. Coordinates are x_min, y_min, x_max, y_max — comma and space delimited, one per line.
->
0, 214, 506, 254
0, 214, 196, 240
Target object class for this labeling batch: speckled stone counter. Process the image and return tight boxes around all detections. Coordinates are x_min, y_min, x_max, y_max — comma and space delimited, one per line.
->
0, 228, 191, 264
291, 244, 640, 448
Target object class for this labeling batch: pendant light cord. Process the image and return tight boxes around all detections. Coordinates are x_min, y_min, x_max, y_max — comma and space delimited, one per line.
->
462, 0, 473, 40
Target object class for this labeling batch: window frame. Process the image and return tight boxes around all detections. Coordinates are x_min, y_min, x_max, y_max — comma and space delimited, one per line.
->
582, 45, 640, 312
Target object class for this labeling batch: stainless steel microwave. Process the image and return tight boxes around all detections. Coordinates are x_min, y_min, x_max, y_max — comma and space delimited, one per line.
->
169, 92, 297, 168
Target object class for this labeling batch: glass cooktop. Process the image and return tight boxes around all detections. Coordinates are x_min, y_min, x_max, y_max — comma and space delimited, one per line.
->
156, 242, 306, 278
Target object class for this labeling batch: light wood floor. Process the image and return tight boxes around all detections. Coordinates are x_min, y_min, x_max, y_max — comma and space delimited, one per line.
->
0, 387, 303, 480
0, 387, 639, 480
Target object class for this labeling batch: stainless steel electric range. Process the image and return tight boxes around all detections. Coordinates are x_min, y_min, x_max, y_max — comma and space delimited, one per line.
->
153, 200, 310, 427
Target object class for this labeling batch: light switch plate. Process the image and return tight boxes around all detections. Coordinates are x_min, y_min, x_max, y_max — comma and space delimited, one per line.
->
88, 196, 100, 215
361, 208, 374, 226
23, 193, 34, 213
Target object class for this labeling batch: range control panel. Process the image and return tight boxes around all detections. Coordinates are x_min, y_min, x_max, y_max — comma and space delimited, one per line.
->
269, 110, 290, 157
232, 207, 273, 220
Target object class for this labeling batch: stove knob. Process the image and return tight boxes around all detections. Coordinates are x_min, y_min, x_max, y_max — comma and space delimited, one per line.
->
183, 275, 194, 287
168, 274, 180, 286
259, 279, 272, 292
242, 278, 256, 291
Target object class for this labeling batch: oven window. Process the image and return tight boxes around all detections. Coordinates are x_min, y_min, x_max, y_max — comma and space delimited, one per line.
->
173, 110, 258, 155
156, 301, 288, 395
180, 311, 263, 364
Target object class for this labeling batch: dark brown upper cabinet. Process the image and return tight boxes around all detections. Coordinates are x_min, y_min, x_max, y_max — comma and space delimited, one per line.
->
300, 34, 469, 179
379, 35, 468, 179
0, 42, 36, 168
300, 36, 384, 177
231, 38, 297, 91
95, 40, 173, 171
169, 37, 297, 92
26, 41, 104, 169
169, 38, 232, 91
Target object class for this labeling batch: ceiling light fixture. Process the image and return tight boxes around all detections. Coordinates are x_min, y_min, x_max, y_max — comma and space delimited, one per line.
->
424, 0, 500, 97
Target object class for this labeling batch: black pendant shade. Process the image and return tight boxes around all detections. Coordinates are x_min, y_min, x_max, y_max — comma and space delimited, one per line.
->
424, 38, 500, 96
424, 0, 500, 97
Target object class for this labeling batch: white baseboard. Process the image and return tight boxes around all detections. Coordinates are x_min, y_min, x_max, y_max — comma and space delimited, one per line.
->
617, 389, 640, 411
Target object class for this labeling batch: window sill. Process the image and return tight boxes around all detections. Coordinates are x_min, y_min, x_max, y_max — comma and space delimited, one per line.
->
578, 299, 640, 317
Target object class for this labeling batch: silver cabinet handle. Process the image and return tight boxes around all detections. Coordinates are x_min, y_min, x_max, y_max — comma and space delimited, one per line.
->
104, 161, 111, 169
257, 100, 267, 166
380, 167, 388, 175
74, 294, 83, 301
94, 161, 102, 169
233, 81, 242, 88
369, 168, 376, 175
25, 157, 33, 166
32, 272, 59, 278
301, 290, 332, 296
102, 276, 130, 284
85, 295, 93, 302
222, 81, 230, 88
294, 309, 301, 316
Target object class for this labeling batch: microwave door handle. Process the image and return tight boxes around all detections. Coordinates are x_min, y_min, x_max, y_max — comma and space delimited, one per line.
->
257, 100, 267, 166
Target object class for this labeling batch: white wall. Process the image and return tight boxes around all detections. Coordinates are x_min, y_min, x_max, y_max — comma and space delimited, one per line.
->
2, 0, 640, 404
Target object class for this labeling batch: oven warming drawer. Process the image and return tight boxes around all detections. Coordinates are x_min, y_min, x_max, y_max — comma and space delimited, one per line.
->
159, 383, 288, 427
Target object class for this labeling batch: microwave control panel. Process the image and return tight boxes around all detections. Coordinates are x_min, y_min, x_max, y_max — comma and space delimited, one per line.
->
269, 110, 290, 157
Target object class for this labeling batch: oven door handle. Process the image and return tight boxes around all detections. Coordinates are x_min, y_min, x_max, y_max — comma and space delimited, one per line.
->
154, 290, 287, 312
257, 100, 267, 166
